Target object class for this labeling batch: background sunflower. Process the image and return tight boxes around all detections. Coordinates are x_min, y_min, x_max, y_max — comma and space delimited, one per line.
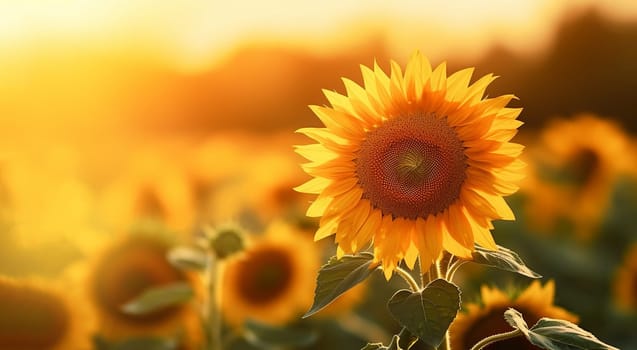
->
1, 0, 636, 348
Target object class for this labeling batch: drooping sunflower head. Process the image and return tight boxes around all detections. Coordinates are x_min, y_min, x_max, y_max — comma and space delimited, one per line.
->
450, 280, 577, 350
296, 51, 524, 278
521, 114, 633, 238
223, 220, 320, 327
0, 276, 93, 350
86, 229, 201, 343
613, 243, 637, 311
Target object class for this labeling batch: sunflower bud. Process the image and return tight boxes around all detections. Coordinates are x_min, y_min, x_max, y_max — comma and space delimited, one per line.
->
207, 224, 246, 259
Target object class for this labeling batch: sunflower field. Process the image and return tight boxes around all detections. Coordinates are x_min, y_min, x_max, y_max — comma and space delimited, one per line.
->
1, 1, 636, 349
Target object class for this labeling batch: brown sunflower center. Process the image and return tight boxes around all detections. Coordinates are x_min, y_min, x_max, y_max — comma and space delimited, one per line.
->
567, 148, 600, 186
461, 307, 541, 350
235, 247, 294, 305
356, 113, 467, 219
0, 283, 70, 348
92, 237, 186, 322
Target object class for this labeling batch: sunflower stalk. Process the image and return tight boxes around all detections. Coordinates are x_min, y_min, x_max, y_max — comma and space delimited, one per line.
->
434, 259, 452, 350
395, 266, 421, 292
468, 328, 522, 350
203, 250, 222, 350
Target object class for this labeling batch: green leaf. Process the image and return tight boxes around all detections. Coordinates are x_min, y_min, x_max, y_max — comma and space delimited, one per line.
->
528, 318, 619, 350
303, 252, 376, 318
167, 246, 207, 270
93, 335, 178, 350
361, 335, 402, 350
243, 319, 318, 348
121, 282, 193, 315
504, 308, 619, 350
387, 279, 461, 348
471, 244, 542, 278
503, 308, 530, 334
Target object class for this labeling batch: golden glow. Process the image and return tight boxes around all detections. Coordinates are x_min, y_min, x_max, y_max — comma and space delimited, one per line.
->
1, 0, 636, 74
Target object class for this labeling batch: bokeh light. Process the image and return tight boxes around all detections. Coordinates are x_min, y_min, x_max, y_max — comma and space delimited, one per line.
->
1, 0, 636, 348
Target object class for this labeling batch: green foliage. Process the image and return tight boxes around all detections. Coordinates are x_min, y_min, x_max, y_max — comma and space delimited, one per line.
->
121, 282, 194, 316
167, 245, 208, 270
243, 319, 318, 348
470, 244, 542, 278
93, 335, 178, 350
504, 308, 619, 350
361, 335, 402, 350
304, 252, 377, 318
386, 279, 460, 348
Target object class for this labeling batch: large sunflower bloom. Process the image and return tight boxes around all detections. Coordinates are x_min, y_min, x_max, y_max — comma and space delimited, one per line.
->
296, 52, 524, 278
0, 276, 94, 350
450, 280, 577, 350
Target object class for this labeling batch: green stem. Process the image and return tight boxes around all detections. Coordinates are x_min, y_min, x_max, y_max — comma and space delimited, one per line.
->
445, 260, 468, 282
469, 329, 523, 350
395, 266, 421, 292
434, 259, 451, 350
204, 251, 222, 350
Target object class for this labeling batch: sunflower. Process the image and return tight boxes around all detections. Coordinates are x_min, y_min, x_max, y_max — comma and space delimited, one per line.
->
101, 150, 197, 236
613, 243, 637, 311
521, 114, 634, 238
0, 275, 94, 350
190, 133, 315, 230
222, 220, 320, 327
295, 51, 524, 279
450, 280, 578, 350
83, 228, 202, 347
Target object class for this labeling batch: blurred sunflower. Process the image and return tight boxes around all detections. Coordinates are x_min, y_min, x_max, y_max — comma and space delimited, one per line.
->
613, 243, 637, 311
296, 51, 524, 278
241, 135, 319, 233
190, 133, 314, 231
450, 280, 577, 350
101, 150, 197, 236
222, 220, 320, 327
187, 134, 252, 223
522, 114, 634, 238
0, 275, 94, 350
83, 228, 202, 347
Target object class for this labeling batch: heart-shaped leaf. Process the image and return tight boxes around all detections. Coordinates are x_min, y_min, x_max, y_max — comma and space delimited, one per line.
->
304, 252, 376, 318
122, 282, 193, 315
504, 308, 619, 350
387, 279, 460, 348
471, 244, 541, 278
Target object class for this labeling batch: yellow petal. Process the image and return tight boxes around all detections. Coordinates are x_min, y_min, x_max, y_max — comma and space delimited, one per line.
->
294, 177, 330, 194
